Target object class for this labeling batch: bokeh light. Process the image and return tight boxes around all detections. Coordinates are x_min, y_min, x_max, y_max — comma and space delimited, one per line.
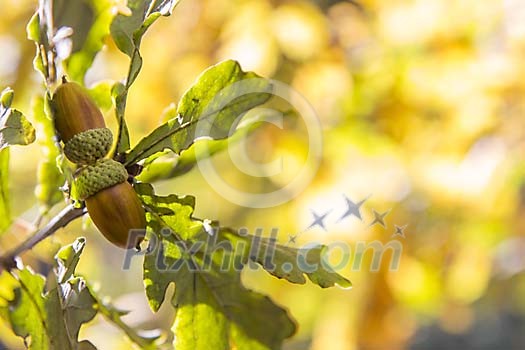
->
1, 0, 525, 349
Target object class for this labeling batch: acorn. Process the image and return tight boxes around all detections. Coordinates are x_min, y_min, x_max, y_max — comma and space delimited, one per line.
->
52, 80, 146, 249
52, 81, 112, 164
75, 159, 146, 249
53, 81, 105, 142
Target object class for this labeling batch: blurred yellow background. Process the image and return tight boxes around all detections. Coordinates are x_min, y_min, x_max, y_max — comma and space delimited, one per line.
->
1, 0, 525, 349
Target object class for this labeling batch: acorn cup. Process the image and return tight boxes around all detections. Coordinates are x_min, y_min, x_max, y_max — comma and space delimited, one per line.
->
74, 159, 146, 249
52, 80, 146, 249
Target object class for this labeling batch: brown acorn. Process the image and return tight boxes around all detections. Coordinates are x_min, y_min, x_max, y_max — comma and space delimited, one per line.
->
85, 182, 147, 249
52, 80, 146, 249
52, 81, 106, 142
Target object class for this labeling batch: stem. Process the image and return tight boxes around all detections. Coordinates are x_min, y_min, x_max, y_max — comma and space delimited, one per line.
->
0, 204, 86, 271
95, 299, 158, 350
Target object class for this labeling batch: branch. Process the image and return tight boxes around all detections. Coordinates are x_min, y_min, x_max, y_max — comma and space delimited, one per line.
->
0, 204, 86, 271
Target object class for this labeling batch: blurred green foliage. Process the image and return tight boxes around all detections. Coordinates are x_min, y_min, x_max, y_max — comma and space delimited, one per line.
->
1, 0, 525, 349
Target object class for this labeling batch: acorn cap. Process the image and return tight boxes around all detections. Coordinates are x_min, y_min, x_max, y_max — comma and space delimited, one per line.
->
74, 159, 128, 200
52, 82, 106, 142
63, 128, 113, 164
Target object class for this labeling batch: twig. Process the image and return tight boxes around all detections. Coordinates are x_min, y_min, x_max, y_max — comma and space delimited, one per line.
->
94, 297, 159, 350
0, 204, 86, 271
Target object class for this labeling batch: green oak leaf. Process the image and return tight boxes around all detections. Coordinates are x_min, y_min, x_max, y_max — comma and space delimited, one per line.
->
45, 238, 98, 349
111, 0, 180, 60
219, 229, 352, 289
26, 10, 50, 82
136, 182, 203, 311
124, 60, 272, 166
0, 88, 36, 151
52, 238, 157, 349
0, 239, 98, 350
170, 246, 296, 350
138, 185, 296, 350
136, 183, 202, 241
110, 81, 131, 155
110, 0, 180, 154
137, 107, 278, 183
54, 236, 85, 283
27, 0, 114, 83
33, 95, 65, 214
3, 268, 49, 349
87, 80, 114, 112
0, 238, 158, 350
63, 0, 115, 82
45, 277, 98, 350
